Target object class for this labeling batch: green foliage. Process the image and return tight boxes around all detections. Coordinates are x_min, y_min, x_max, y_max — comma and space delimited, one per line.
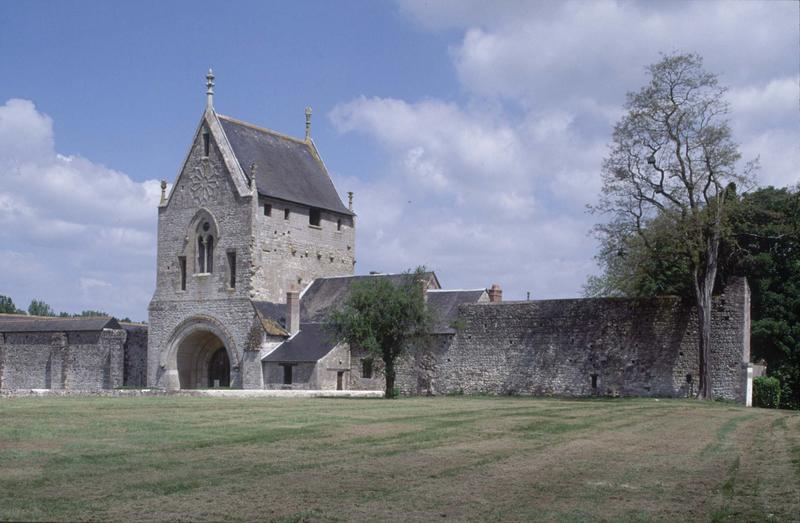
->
27, 299, 55, 317
588, 186, 800, 409
753, 376, 781, 409
326, 267, 435, 399
2, 295, 113, 319
591, 52, 757, 399
585, 211, 693, 298
0, 295, 23, 314
75, 310, 109, 317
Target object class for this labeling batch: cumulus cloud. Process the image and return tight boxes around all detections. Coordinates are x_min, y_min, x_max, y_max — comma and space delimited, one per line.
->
329, 0, 798, 298
330, 96, 605, 299
0, 99, 159, 320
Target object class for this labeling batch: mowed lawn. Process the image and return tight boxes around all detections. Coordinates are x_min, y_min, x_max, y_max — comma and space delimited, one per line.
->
0, 396, 798, 522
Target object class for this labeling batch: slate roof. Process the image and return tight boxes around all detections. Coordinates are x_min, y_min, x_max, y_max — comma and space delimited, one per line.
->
250, 300, 289, 337
262, 323, 339, 363
218, 115, 353, 215
299, 273, 439, 323
0, 315, 122, 333
259, 273, 450, 363
426, 290, 486, 334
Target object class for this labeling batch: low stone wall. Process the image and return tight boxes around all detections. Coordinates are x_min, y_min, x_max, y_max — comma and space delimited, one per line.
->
0, 388, 383, 398
398, 278, 750, 402
122, 324, 148, 387
0, 329, 127, 390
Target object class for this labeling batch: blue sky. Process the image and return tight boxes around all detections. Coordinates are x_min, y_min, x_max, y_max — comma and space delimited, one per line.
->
1, 0, 798, 320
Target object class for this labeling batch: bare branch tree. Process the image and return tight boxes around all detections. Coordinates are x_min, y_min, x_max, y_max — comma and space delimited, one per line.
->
592, 53, 757, 399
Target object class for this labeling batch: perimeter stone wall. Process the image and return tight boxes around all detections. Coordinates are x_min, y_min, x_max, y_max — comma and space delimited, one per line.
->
0, 329, 127, 390
397, 278, 750, 402
122, 324, 148, 387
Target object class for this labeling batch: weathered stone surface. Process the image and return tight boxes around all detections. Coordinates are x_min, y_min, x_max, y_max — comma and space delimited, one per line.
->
0, 388, 383, 398
396, 278, 750, 402
148, 109, 355, 390
122, 324, 148, 387
0, 328, 127, 390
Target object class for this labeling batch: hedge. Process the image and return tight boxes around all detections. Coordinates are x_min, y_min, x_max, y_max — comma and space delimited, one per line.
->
753, 376, 781, 408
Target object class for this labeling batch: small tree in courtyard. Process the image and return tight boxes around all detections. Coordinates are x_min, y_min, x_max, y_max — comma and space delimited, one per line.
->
326, 267, 435, 398
592, 53, 757, 400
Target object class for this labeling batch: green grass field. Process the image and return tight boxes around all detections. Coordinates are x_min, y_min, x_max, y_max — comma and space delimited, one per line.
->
0, 396, 798, 522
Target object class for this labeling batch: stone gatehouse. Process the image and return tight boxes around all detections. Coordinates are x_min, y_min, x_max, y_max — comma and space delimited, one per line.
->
0, 72, 755, 403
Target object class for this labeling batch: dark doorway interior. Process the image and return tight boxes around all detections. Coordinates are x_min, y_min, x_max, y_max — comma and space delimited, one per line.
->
208, 347, 230, 387
337, 371, 344, 390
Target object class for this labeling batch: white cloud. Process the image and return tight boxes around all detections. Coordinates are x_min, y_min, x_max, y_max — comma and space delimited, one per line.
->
400, 0, 797, 106
330, 96, 603, 298
329, 0, 798, 298
0, 99, 159, 319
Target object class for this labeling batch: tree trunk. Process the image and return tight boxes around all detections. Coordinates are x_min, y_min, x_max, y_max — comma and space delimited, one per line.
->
384, 357, 396, 399
695, 280, 714, 400
694, 236, 720, 400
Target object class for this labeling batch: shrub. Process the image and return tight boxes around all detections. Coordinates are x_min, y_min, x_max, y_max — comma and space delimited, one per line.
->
753, 376, 781, 408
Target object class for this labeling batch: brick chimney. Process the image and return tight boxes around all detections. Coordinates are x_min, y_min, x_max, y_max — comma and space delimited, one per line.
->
487, 283, 502, 303
287, 290, 300, 335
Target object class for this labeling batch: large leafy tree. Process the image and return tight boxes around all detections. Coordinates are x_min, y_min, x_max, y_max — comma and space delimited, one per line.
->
730, 187, 800, 408
326, 267, 435, 399
589, 186, 800, 408
592, 53, 756, 399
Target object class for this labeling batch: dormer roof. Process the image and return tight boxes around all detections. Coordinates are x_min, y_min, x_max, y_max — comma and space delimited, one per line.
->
218, 115, 353, 216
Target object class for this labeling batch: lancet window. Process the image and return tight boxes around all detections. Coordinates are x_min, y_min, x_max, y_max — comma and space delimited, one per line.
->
197, 221, 215, 273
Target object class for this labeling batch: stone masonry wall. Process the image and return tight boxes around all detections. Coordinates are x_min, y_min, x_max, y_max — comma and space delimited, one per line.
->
148, 301, 262, 388
148, 116, 258, 389
251, 196, 355, 303
398, 278, 750, 402
263, 362, 315, 389
0, 329, 127, 390
122, 324, 148, 387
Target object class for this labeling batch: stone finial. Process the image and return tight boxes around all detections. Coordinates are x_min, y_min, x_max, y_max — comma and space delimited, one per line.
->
206, 68, 215, 108
160, 180, 167, 204
347, 191, 354, 211
249, 162, 257, 189
304, 106, 312, 141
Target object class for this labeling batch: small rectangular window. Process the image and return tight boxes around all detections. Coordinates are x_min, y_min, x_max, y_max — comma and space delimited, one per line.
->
227, 251, 236, 288
178, 256, 186, 291
264, 204, 272, 217
202, 132, 210, 157
284, 208, 290, 220
309, 208, 321, 227
282, 364, 293, 385
591, 374, 598, 389
337, 218, 342, 231
362, 358, 373, 379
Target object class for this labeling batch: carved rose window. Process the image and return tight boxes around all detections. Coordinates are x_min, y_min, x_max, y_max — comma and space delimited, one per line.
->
189, 163, 219, 204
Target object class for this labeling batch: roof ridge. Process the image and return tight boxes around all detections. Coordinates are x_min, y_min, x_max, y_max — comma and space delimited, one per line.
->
313, 273, 412, 280
427, 289, 485, 293
217, 114, 308, 146
0, 313, 113, 321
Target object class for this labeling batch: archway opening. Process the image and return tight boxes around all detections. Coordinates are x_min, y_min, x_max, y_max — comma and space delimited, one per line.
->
208, 347, 230, 387
176, 330, 230, 389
